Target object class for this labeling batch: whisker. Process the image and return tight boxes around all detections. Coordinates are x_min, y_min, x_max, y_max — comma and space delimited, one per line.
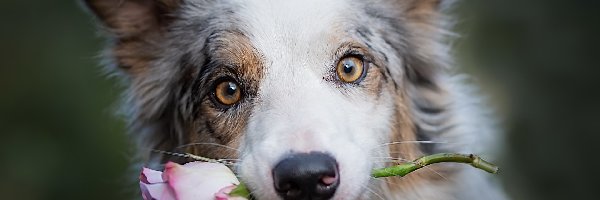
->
150, 149, 237, 166
387, 151, 417, 154
371, 157, 412, 164
176, 142, 241, 152
360, 184, 385, 200
370, 176, 403, 188
218, 158, 241, 161
372, 156, 408, 160
421, 165, 449, 181
245, 190, 257, 200
378, 140, 448, 147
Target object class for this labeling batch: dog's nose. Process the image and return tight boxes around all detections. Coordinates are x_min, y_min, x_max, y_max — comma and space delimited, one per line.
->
272, 152, 340, 200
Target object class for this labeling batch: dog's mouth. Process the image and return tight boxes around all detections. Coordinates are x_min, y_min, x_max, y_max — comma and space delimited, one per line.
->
238, 147, 376, 200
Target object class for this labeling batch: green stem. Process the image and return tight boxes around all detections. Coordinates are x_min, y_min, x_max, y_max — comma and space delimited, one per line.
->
229, 181, 251, 198
230, 153, 498, 199
371, 153, 498, 178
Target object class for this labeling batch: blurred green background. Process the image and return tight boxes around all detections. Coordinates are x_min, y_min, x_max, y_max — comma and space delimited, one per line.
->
1, 0, 598, 199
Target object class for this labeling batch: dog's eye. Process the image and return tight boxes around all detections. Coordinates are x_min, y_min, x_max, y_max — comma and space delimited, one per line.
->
213, 79, 242, 106
336, 56, 365, 83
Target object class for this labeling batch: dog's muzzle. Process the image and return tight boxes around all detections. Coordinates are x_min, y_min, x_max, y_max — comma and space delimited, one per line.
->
272, 152, 340, 200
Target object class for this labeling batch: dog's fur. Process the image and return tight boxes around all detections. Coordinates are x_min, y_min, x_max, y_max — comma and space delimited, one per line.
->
84, 0, 508, 199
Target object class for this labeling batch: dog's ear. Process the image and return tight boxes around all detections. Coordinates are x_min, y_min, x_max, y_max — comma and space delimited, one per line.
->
83, 1, 186, 161
83, 0, 182, 74
399, 0, 456, 87
83, 0, 181, 38
404, 0, 453, 22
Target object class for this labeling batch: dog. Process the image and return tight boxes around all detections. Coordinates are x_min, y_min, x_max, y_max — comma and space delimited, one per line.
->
84, 0, 508, 199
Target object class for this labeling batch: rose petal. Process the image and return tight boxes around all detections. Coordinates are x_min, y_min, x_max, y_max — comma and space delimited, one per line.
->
163, 161, 240, 200
215, 185, 236, 200
140, 168, 176, 200
141, 168, 165, 184
140, 181, 176, 200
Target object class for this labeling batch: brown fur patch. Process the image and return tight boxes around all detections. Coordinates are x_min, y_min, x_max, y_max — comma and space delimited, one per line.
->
184, 32, 265, 161
113, 37, 160, 75
383, 88, 458, 193
406, 0, 443, 21
85, 0, 181, 74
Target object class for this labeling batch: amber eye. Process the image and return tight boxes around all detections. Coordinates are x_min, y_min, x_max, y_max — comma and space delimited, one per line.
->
336, 56, 365, 83
213, 80, 242, 106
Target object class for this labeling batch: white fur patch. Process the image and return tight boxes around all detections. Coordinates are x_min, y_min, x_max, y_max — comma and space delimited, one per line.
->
233, 0, 397, 199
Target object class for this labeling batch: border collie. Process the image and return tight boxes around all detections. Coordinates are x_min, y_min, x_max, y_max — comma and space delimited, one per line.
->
84, 0, 508, 199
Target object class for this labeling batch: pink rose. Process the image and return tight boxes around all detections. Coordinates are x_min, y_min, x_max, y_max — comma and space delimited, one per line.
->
140, 161, 247, 200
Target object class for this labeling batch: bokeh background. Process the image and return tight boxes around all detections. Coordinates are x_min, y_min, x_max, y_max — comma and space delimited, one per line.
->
1, 0, 599, 199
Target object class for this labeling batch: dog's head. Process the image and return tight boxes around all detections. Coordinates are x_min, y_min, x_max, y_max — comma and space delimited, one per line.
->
85, 0, 471, 199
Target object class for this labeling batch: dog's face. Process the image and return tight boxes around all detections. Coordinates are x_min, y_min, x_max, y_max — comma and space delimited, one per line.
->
85, 0, 456, 199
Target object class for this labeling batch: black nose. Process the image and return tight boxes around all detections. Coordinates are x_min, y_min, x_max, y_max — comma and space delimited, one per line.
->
272, 152, 340, 200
